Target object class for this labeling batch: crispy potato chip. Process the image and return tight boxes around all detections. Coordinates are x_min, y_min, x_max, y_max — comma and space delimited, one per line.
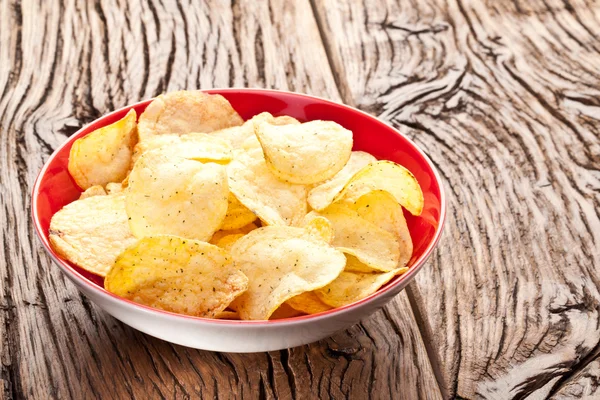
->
336, 160, 424, 216
69, 109, 137, 189
79, 185, 107, 199
105, 235, 248, 318
105, 182, 124, 194
227, 148, 307, 226
302, 215, 334, 244
286, 291, 332, 314
307, 151, 376, 211
349, 190, 413, 268
216, 233, 245, 252
211, 112, 300, 150
221, 192, 258, 231
137, 91, 243, 141
316, 268, 408, 308
49, 194, 137, 277
270, 303, 304, 320
126, 150, 228, 241
305, 203, 399, 272
131, 132, 233, 165
216, 310, 240, 320
272, 116, 301, 125
209, 222, 259, 245
255, 120, 353, 184
343, 254, 380, 273
229, 226, 346, 320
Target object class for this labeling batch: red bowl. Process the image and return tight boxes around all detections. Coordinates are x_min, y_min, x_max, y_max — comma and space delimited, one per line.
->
32, 89, 446, 351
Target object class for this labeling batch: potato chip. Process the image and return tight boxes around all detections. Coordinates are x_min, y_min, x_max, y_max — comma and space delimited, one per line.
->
215, 233, 245, 252
131, 132, 233, 165
229, 226, 346, 320
316, 268, 409, 308
69, 109, 137, 189
211, 112, 300, 150
216, 310, 240, 320
105, 182, 124, 194
286, 291, 332, 314
49, 194, 137, 277
336, 161, 424, 216
270, 303, 304, 320
227, 148, 307, 226
349, 190, 413, 268
255, 120, 353, 184
79, 185, 107, 199
105, 235, 248, 318
302, 215, 334, 244
307, 151, 376, 211
221, 192, 258, 231
126, 150, 228, 241
343, 254, 380, 273
305, 203, 399, 272
137, 91, 243, 141
209, 222, 259, 245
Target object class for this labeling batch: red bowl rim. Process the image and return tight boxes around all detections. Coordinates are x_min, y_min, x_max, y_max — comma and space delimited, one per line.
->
31, 88, 447, 327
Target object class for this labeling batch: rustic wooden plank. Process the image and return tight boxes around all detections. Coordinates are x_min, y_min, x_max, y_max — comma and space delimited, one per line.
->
550, 359, 600, 399
312, 0, 600, 398
0, 0, 442, 398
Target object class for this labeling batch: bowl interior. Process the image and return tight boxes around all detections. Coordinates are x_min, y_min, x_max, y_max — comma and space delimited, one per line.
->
34, 89, 443, 304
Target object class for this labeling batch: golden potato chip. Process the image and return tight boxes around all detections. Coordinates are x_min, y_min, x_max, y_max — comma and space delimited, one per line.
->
307, 151, 376, 211
255, 120, 353, 184
79, 185, 107, 199
131, 132, 233, 165
221, 192, 258, 231
302, 215, 334, 244
316, 268, 409, 308
229, 226, 346, 320
272, 116, 301, 126
270, 303, 304, 320
215, 233, 245, 252
126, 150, 228, 241
49, 194, 137, 277
216, 310, 240, 320
209, 222, 259, 245
336, 160, 424, 216
227, 148, 307, 226
343, 254, 380, 273
211, 112, 300, 150
349, 190, 413, 268
286, 291, 332, 314
305, 203, 399, 272
105, 235, 248, 318
69, 109, 137, 190
137, 91, 243, 141
105, 182, 124, 194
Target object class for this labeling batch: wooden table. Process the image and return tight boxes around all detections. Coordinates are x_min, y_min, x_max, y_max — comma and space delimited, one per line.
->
2, 0, 599, 398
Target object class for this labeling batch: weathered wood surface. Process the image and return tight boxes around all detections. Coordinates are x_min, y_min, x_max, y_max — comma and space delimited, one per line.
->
0, 0, 443, 399
314, 0, 600, 398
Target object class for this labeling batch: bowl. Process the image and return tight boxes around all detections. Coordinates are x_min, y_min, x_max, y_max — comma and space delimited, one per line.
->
32, 89, 446, 353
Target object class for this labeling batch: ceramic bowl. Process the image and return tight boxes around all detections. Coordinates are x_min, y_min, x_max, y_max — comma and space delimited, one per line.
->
32, 89, 446, 352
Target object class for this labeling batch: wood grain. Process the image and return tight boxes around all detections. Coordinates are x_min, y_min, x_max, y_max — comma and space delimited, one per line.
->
313, 0, 600, 398
0, 0, 442, 399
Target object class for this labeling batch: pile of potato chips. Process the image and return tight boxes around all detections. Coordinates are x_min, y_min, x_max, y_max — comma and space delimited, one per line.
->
49, 90, 423, 320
